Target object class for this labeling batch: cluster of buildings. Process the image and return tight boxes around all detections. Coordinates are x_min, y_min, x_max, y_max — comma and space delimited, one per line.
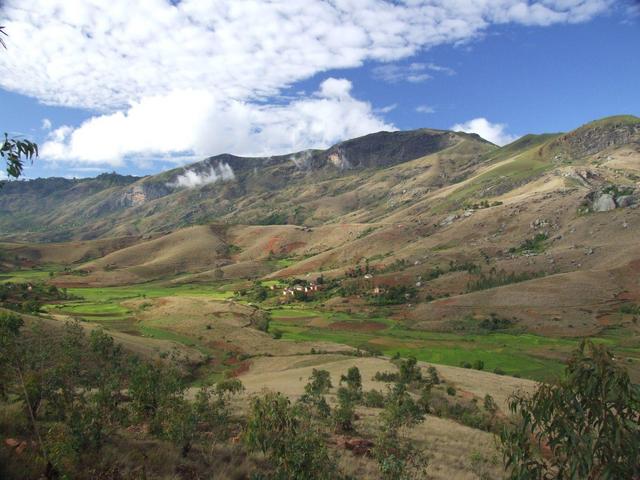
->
281, 282, 321, 297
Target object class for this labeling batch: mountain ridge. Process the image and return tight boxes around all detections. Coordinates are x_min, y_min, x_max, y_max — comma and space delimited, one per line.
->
0, 115, 638, 242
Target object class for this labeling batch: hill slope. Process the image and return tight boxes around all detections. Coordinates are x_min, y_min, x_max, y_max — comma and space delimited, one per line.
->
2, 115, 640, 372
0, 128, 494, 241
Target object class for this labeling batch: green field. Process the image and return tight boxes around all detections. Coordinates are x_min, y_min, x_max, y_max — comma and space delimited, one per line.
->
0, 267, 58, 283
13, 277, 639, 383
269, 307, 634, 382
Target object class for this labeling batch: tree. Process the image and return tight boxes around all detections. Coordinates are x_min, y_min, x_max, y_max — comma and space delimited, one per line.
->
304, 368, 332, 396
398, 356, 422, 385
0, 312, 51, 471
333, 387, 357, 433
1, 133, 38, 181
128, 361, 183, 432
245, 392, 340, 479
0, 311, 23, 398
340, 366, 363, 399
374, 382, 428, 480
500, 341, 640, 479
1, 27, 38, 183
301, 369, 332, 419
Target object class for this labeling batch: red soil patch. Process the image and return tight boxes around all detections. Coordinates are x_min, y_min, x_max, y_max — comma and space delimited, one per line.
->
596, 313, 616, 327
229, 360, 251, 377
328, 321, 386, 332
280, 241, 306, 254
208, 339, 243, 353
263, 236, 282, 255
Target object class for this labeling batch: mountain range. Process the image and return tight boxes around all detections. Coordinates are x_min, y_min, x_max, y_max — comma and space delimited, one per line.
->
1, 115, 640, 364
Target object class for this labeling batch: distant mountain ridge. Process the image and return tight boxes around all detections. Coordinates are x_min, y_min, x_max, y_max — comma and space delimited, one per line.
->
0, 115, 638, 242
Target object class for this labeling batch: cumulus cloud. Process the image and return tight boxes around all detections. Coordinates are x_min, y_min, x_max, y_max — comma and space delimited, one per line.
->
41, 118, 51, 130
415, 105, 436, 114
0, 0, 612, 167
171, 162, 235, 189
41, 78, 393, 166
0, 1, 612, 110
451, 118, 519, 146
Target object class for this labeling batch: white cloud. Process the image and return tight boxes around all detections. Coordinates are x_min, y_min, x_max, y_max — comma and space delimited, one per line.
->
415, 105, 436, 114
42, 78, 394, 166
41, 118, 52, 130
0, 0, 612, 167
376, 103, 398, 114
171, 162, 235, 189
451, 118, 519, 146
0, 0, 612, 110
373, 62, 455, 83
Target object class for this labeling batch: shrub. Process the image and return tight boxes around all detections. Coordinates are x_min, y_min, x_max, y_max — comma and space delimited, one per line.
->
427, 366, 440, 385
473, 359, 485, 371
382, 383, 424, 431
305, 369, 332, 396
333, 387, 356, 433
375, 383, 428, 480
374, 371, 399, 382
216, 378, 244, 396
483, 394, 497, 415
417, 386, 432, 413
128, 362, 183, 429
161, 397, 199, 457
398, 357, 422, 385
620, 303, 640, 315
339, 366, 362, 402
479, 314, 514, 331
446, 386, 456, 396
245, 392, 340, 479
467, 270, 546, 292
509, 233, 548, 255
500, 341, 640, 479
363, 389, 385, 408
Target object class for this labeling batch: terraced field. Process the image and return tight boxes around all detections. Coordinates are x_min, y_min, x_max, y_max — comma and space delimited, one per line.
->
268, 306, 638, 381
11, 275, 630, 384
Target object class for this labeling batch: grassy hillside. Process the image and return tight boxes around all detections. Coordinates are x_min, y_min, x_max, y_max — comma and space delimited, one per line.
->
1, 116, 640, 479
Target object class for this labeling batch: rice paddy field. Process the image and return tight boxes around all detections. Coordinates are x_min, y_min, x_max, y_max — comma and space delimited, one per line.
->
268, 306, 610, 381
3, 263, 637, 383
16, 268, 635, 383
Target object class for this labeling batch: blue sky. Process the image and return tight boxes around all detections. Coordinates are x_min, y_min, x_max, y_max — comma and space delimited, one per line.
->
0, 0, 638, 179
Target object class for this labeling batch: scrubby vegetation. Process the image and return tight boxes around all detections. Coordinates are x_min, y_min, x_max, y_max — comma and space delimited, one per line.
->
500, 341, 640, 479
467, 269, 546, 292
0, 313, 245, 479
620, 303, 640, 315
370, 285, 417, 305
0, 282, 74, 313
509, 233, 549, 255
1, 310, 638, 479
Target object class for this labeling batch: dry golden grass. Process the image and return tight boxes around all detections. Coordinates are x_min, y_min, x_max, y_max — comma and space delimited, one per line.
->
238, 353, 530, 479
137, 296, 353, 357
78, 225, 228, 285
240, 354, 533, 413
